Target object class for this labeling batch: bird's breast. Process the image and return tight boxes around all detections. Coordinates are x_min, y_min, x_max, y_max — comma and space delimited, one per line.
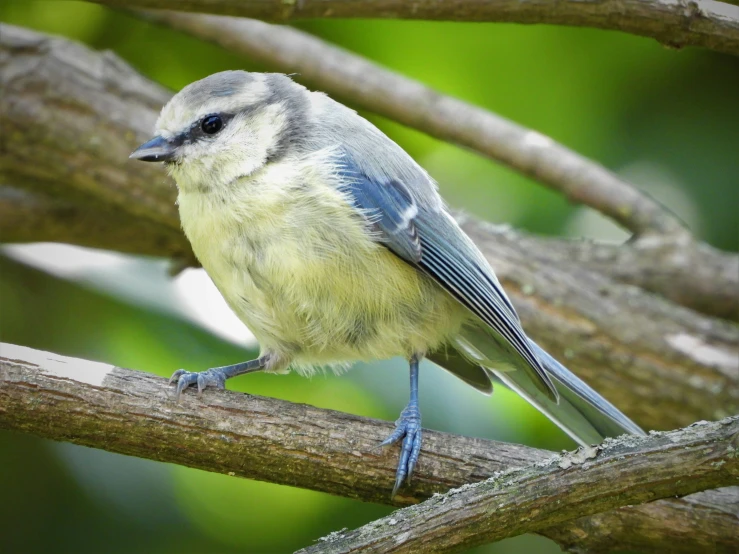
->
177, 171, 466, 371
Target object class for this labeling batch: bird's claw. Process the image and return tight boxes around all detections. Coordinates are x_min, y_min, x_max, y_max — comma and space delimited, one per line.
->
380, 402, 422, 497
169, 368, 227, 401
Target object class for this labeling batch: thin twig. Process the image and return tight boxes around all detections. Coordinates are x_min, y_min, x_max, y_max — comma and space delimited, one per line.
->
1, 342, 737, 553
136, 10, 689, 239
86, 0, 739, 57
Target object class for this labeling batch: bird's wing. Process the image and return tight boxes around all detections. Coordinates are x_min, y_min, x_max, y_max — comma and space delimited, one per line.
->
336, 156, 422, 264
335, 151, 558, 401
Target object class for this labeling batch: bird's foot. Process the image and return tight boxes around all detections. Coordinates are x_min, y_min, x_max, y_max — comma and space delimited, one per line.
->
380, 400, 422, 497
169, 367, 227, 401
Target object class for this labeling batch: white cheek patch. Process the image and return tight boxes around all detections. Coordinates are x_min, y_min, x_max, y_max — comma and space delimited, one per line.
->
208, 105, 288, 183
1, 343, 115, 387
259, 103, 288, 144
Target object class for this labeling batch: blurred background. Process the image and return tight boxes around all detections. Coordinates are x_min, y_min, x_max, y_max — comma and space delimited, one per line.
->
1, 2, 737, 553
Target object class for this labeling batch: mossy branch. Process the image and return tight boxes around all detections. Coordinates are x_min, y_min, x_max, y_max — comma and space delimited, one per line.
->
298, 418, 739, 553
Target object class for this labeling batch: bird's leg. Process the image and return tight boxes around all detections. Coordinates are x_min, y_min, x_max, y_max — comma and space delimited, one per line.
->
169, 356, 269, 401
380, 355, 422, 497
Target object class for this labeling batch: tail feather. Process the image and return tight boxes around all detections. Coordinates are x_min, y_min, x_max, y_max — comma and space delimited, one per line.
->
527, 340, 645, 441
434, 322, 645, 445
427, 347, 493, 395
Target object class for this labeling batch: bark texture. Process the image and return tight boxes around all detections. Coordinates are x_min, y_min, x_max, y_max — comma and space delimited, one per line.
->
298, 418, 739, 553
1, 343, 737, 553
542, 487, 739, 554
87, 0, 739, 56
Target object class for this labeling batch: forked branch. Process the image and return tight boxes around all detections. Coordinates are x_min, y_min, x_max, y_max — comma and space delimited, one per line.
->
298, 418, 738, 553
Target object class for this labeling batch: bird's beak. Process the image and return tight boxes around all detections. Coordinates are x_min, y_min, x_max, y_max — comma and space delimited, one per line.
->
129, 135, 178, 162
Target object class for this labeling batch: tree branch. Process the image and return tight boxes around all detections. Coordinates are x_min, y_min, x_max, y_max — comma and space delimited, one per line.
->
542, 487, 739, 554
87, 0, 739, 57
1, 24, 737, 431
0, 25, 177, 230
523, 232, 739, 323
299, 418, 738, 554
0, 185, 192, 258
2, 343, 737, 553
138, 10, 689, 240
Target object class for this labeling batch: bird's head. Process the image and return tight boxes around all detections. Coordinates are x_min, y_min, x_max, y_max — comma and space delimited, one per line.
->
130, 71, 309, 192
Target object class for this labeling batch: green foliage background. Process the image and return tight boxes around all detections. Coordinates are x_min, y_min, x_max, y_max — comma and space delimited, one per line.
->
1, 2, 737, 553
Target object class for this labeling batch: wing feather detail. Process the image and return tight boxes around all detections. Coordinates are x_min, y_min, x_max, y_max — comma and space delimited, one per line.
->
334, 151, 557, 401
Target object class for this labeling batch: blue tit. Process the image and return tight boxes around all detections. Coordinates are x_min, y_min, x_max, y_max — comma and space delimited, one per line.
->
131, 71, 644, 497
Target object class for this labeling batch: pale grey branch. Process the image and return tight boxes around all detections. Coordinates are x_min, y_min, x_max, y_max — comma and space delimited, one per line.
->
86, 0, 739, 57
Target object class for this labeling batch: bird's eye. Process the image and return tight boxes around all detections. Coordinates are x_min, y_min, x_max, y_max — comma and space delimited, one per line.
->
201, 115, 223, 135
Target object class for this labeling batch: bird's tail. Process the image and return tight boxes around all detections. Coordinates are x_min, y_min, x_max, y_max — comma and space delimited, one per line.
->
432, 323, 645, 446
494, 339, 645, 445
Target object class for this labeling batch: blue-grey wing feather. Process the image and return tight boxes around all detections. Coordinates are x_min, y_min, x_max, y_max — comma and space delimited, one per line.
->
336, 151, 421, 263
329, 126, 642, 440
335, 150, 557, 401
414, 216, 557, 401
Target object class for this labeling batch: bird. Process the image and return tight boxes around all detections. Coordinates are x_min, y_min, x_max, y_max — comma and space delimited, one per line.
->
131, 70, 645, 497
